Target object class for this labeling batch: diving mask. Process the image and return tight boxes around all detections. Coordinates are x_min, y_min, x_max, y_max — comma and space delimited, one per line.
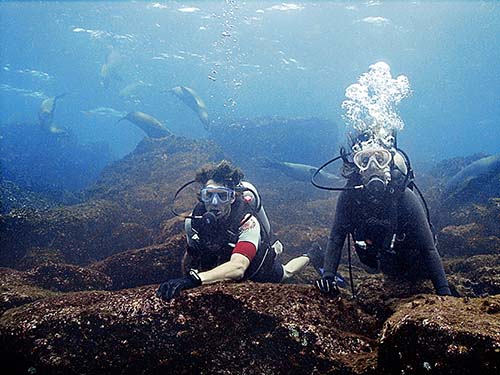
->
353, 148, 392, 172
200, 186, 235, 204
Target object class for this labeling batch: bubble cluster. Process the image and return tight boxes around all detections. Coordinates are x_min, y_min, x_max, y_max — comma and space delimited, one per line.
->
341, 61, 411, 145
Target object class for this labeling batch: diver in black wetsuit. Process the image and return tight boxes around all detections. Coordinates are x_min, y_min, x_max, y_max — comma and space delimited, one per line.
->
315, 133, 452, 296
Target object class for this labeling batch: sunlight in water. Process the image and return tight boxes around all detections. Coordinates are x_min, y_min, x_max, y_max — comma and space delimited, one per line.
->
341, 61, 411, 145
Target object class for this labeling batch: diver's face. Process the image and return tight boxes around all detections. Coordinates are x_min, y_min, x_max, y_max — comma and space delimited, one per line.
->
354, 148, 393, 198
201, 180, 235, 220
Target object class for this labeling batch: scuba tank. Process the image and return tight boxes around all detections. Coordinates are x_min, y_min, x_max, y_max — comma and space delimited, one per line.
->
238, 181, 271, 241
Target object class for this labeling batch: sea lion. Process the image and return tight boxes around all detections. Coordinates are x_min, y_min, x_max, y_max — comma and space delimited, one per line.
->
119, 80, 153, 102
81, 107, 127, 118
261, 158, 342, 184
118, 111, 171, 139
169, 86, 210, 130
442, 154, 500, 205
38, 93, 67, 132
100, 46, 122, 89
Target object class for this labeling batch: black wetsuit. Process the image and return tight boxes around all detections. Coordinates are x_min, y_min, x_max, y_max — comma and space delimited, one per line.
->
323, 183, 451, 295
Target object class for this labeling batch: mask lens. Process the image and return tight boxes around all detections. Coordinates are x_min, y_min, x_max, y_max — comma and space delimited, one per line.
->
374, 150, 391, 168
200, 187, 234, 203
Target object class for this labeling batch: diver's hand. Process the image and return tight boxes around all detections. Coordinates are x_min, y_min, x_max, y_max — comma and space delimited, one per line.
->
156, 271, 202, 300
315, 276, 340, 296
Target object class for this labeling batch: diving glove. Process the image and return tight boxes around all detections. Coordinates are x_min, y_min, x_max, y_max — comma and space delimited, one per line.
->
156, 270, 202, 300
315, 276, 340, 296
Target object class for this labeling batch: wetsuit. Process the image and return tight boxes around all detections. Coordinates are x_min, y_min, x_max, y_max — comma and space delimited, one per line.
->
185, 198, 284, 283
323, 183, 451, 295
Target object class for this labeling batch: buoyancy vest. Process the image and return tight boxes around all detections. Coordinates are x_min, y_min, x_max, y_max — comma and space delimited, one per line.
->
187, 196, 275, 280
350, 182, 409, 270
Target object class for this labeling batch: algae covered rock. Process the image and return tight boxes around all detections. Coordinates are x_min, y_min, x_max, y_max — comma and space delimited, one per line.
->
88, 234, 185, 290
26, 263, 112, 292
0, 283, 378, 375
445, 255, 500, 297
0, 268, 59, 316
0, 200, 150, 267
438, 223, 500, 257
0, 136, 224, 268
378, 294, 500, 374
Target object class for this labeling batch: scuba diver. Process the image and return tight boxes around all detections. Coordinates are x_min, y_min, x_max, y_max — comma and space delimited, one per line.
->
157, 160, 325, 301
313, 131, 452, 297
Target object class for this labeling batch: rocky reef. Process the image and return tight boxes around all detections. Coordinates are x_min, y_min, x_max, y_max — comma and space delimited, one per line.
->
0, 118, 498, 373
0, 122, 113, 213
0, 284, 498, 375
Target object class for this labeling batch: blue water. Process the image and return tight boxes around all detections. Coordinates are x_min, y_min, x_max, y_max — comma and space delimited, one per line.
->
0, 1, 499, 161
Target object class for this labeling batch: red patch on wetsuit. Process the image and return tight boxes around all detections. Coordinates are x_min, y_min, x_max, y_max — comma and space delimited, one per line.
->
240, 217, 257, 230
232, 241, 256, 261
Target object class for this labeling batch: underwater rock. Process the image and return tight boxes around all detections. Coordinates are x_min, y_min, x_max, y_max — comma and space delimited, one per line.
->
0, 135, 225, 268
0, 283, 379, 375
378, 294, 500, 374
155, 216, 186, 244
445, 255, 500, 297
0, 122, 113, 203
25, 263, 112, 293
0, 268, 59, 316
85, 135, 225, 230
438, 223, 500, 257
0, 200, 151, 267
0, 262, 112, 316
88, 234, 185, 290
0, 179, 57, 214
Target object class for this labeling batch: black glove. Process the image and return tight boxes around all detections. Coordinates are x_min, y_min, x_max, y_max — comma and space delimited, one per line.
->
156, 270, 202, 301
315, 276, 340, 296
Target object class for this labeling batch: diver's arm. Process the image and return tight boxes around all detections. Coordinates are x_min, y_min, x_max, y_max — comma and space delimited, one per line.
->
197, 253, 250, 284
323, 191, 350, 278
156, 253, 249, 301
403, 189, 451, 295
198, 215, 259, 284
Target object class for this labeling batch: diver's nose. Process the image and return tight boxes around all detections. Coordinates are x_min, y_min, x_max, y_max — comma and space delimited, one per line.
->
211, 194, 220, 205
367, 157, 379, 170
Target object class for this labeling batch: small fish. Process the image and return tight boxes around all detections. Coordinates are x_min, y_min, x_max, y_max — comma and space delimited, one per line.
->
118, 111, 171, 139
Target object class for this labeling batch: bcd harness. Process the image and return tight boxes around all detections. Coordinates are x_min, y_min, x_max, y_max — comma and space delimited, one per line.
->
187, 196, 276, 281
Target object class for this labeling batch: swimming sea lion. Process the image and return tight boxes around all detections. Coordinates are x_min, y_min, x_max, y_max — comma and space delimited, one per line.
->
261, 158, 342, 184
118, 111, 171, 138
100, 46, 122, 89
442, 154, 500, 205
119, 80, 153, 102
81, 107, 127, 118
169, 86, 210, 130
38, 93, 67, 132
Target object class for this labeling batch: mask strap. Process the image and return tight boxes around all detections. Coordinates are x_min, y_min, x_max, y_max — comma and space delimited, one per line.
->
311, 153, 363, 191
